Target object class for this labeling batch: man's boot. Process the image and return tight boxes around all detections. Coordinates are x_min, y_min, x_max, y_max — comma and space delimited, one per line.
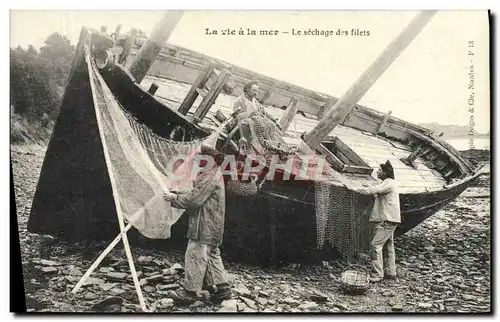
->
167, 288, 199, 304
209, 283, 232, 303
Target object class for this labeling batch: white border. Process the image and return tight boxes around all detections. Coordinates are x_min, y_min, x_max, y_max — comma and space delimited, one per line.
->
4, 1, 497, 321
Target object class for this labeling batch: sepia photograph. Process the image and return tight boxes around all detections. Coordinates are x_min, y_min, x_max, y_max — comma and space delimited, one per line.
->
10, 9, 491, 314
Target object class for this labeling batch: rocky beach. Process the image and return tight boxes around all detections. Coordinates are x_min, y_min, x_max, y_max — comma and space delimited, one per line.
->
12, 144, 491, 313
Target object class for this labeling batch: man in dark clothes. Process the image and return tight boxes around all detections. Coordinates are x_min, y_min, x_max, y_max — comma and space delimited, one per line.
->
164, 145, 231, 304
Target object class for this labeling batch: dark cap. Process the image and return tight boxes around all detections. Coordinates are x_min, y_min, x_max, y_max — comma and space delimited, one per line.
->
380, 160, 395, 179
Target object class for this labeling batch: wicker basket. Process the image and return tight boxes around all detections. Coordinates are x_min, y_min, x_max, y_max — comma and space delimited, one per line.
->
340, 264, 370, 295
226, 176, 258, 196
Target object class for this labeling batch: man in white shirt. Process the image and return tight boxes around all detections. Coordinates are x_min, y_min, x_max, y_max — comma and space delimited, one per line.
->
349, 160, 401, 282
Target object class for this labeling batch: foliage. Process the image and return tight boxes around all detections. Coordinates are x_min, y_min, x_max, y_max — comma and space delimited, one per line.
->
10, 32, 75, 122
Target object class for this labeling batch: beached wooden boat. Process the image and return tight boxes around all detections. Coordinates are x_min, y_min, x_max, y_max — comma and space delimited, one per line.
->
27, 16, 482, 265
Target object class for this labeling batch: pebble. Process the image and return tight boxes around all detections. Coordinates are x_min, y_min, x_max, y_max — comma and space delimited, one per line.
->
333, 302, 348, 311
234, 283, 251, 297
109, 288, 126, 296
298, 301, 318, 310
65, 276, 80, 283
40, 267, 58, 274
146, 275, 164, 283
189, 301, 205, 308
105, 272, 128, 281
99, 267, 113, 273
256, 298, 268, 306
237, 303, 247, 312
156, 283, 180, 291
68, 267, 83, 276
157, 298, 174, 309
391, 304, 403, 312
242, 307, 257, 313
138, 256, 154, 264
258, 290, 270, 298
310, 290, 329, 303
218, 299, 237, 312
418, 302, 433, 309
40, 259, 61, 266
170, 263, 183, 272
144, 286, 155, 293
282, 297, 299, 305
99, 283, 117, 292
83, 277, 105, 286
240, 297, 257, 310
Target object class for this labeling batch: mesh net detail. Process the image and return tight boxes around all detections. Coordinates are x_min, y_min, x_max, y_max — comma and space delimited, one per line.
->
86, 37, 220, 240
314, 182, 374, 261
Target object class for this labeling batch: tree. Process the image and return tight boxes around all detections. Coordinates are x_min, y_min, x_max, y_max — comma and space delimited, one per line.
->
10, 32, 75, 122
39, 32, 75, 86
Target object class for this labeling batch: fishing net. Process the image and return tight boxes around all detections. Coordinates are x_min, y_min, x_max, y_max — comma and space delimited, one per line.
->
238, 111, 298, 160
314, 181, 374, 261
86, 40, 221, 240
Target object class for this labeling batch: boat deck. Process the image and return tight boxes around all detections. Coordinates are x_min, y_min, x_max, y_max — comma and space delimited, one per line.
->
141, 75, 447, 193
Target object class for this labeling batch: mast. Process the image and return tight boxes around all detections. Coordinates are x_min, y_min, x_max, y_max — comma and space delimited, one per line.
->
128, 11, 184, 83
303, 11, 438, 150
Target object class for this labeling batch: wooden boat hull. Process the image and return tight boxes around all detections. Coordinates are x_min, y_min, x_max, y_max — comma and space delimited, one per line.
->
26, 27, 482, 265
163, 171, 480, 265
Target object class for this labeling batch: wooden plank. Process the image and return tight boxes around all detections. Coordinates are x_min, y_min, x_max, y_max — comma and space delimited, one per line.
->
178, 62, 213, 115
333, 137, 370, 167
196, 87, 208, 97
279, 97, 299, 131
316, 143, 345, 172
193, 69, 231, 123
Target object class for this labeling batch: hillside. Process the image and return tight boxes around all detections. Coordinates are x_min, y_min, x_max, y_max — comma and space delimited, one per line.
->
418, 123, 489, 138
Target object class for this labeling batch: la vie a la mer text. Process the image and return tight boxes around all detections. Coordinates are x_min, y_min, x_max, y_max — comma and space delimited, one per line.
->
205, 28, 370, 36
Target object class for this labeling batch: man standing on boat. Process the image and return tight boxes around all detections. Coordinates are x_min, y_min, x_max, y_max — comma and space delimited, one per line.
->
163, 145, 232, 304
348, 160, 401, 283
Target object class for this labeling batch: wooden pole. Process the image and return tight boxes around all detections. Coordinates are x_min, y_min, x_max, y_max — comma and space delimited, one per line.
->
71, 223, 133, 294
85, 52, 147, 312
303, 11, 438, 149
129, 11, 184, 83
279, 97, 299, 131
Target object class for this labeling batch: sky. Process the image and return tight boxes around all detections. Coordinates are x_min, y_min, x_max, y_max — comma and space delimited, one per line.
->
10, 10, 490, 134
